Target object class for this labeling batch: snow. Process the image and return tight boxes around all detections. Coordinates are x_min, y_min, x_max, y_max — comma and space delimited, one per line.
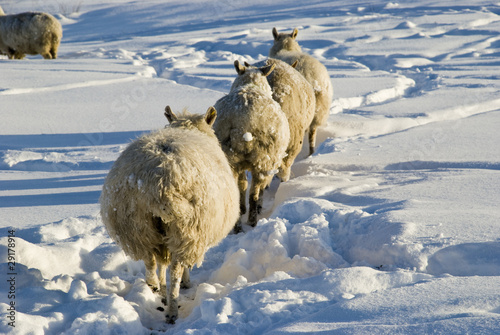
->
243, 132, 254, 142
1, 0, 500, 333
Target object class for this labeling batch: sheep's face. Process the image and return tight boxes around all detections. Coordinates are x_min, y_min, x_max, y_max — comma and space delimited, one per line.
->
164, 106, 217, 137
270, 27, 302, 55
230, 60, 275, 92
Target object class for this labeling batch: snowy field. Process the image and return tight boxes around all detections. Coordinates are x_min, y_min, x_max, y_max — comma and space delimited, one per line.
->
1, 0, 500, 333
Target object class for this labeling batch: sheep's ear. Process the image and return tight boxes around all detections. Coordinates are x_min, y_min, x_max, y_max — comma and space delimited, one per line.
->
244, 61, 251, 67
291, 28, 299, 39
260, 63, 276, 77
234, 60, 246, 75
291, 60, 298, 68
272, 27, 279, 40
164, 106, 178, 124
205, 107, 217, 126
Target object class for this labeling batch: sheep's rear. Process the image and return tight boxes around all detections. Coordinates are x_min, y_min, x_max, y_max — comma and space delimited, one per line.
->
100, 108, 239, 324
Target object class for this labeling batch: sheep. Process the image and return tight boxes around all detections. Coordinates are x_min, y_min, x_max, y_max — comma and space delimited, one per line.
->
0, 5, 62, 59
213, 60, 290, 229
246, 58, 316, 182
269, 27, 334, 155
100, 106, 240, 324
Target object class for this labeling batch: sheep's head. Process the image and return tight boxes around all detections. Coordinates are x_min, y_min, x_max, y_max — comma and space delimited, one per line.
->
164, 106, 217, 136
269, 27, 302, 56
230, 60, 275, 91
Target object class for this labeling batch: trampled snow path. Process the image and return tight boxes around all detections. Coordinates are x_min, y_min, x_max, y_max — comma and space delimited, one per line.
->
1, 0, 500, 334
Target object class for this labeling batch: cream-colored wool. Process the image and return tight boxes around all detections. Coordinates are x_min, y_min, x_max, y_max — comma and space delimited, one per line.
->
249, 58, 315, 182
269, 27, 334, 155
213, 61, 290, 228
100, 107, 239, 324
0, 6, 62, 59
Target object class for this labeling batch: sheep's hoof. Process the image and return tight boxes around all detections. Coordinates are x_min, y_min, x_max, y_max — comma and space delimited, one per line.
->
148, 284, 159, 293
166, 314, 177, 324
248, 217, 257, 228
181, 281, 191, 289
248, 211, 259, 227
232, 222, 243, 234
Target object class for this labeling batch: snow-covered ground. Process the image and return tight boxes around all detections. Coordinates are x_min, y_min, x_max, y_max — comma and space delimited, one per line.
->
1, 0, 499, 333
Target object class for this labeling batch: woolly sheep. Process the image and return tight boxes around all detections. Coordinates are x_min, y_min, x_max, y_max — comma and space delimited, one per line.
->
213, 60, 290, 229
247, 58, 315, 182
0, 5, 62, 59
100, 106, 240, 324
269, 27, 334, 155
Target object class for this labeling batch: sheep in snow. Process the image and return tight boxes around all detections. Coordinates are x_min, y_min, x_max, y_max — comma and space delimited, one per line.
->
269, 27, 334, 155
213, 60, 290, 229
247, 58, 315, 182
100, 106, 240, 324
0, 5, 62, 59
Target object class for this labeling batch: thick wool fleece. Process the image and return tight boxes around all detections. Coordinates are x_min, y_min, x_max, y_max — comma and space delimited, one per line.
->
269, 28, 333, 154
213, 64, 290, 226
252, 58, 315, 181
100, 123, 239, 268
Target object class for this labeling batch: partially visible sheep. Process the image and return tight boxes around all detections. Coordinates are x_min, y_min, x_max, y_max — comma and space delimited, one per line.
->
213, 60, 290, 228
100, 106, 240, 324
0, 5, 62, 59
247, 58, 315, 182
269, 27, 334, 155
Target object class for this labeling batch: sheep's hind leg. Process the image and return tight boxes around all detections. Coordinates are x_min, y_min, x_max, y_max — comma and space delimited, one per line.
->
144, 254, 160, 293
248, 189, 264, 227
181, 267, 191, 289
238, 171, 248, 215
40, 44, 54, 59
50, 45, 58, 59
7, 48, 15, 59
166, 258, 183, 324
248, 174, 265, 227
156, 246, 169, 305
308, 124, 317, 156
157, 260, 168, 305
277, 155, 292, 182
233, 171, 248, 233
